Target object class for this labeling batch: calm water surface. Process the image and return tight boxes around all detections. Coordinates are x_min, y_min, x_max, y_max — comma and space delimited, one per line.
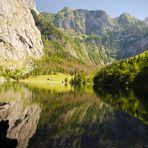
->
0, 82, 147, 148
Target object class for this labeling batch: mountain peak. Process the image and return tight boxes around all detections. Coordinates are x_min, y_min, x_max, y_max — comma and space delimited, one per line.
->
88, 10, 108, 17
61, 7, 74, 12
95, 10, 107, 15
119, 12, 132, 19
117, 12, 139, 26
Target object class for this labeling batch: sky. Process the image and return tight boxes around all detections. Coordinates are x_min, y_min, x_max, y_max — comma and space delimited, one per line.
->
35, 0, 148, 20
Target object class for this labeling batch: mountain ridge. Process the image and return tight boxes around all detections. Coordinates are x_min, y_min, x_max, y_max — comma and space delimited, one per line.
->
0, 2, 148, 74
48, 8, 148, 59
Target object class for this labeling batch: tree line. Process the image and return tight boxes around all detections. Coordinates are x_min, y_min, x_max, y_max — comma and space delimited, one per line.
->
94, 51, 148, 90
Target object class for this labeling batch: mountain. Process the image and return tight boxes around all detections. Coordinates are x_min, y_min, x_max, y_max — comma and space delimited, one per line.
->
54, 7, 117, 36
30, 10, 113, 74
0, 0, 43, 68
113, 12, 147, 58
0, 2, 148, 74
28, 8, 148, 73
50, 8, 148, 59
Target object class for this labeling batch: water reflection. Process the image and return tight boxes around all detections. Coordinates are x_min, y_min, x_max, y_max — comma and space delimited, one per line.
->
0, 120, 18, 148
93, 86, 148, 124
0, 82, 147, 148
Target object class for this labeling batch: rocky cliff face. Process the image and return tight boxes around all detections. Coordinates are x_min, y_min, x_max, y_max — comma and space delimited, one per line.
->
54, 7, 117, 36
26, 0, 37, 11
0, 0, 43, 63
53, 8, 148, 59
117, 33, 148, 58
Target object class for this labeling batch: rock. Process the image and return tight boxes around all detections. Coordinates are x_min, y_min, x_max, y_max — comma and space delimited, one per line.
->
54, 8, 117, 36
0, 0, 43, 64
53, 8, 148, 59
26, 0, 37, 11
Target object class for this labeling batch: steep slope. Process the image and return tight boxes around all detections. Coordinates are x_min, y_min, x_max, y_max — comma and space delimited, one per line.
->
54, 7, 117, 36
94, 50, 148, 89
26, 0, 37, 11
113, 13, 147, 58
52, 8, 148, 59
0, 0, 43, 66
30, 11, 113, 73
117, 31, 148, 58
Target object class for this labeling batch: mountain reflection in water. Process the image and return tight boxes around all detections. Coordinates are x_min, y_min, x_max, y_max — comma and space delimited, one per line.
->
0, 82, 147, 148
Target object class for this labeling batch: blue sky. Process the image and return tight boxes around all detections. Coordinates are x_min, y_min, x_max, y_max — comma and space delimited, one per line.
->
36, 0, 148, 20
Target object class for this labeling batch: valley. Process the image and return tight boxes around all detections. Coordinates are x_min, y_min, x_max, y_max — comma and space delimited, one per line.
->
0, 0, 147, 148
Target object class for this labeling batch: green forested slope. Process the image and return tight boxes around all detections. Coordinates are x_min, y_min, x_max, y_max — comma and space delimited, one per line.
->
94, 51, 148, 89
31, 10, 113, 73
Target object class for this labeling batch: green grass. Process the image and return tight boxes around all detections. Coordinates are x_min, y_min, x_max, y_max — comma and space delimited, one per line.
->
22, 73, 72, 83
21, 73, 74, 92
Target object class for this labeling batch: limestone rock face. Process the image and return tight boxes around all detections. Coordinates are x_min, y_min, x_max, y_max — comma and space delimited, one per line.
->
0, 0, 43, 61
118, 33, 148, 58
54, 8, 117, 36
53, 8, 148, 59
26, 0, 37, 11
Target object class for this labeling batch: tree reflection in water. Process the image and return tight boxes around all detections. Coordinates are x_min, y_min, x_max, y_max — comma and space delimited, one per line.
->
0, 82, 147, 148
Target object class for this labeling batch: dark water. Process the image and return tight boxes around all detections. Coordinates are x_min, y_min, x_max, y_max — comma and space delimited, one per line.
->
0, 82, 147, 148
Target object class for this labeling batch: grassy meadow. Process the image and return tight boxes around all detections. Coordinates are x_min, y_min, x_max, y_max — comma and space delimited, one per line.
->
21, 73, 73, 92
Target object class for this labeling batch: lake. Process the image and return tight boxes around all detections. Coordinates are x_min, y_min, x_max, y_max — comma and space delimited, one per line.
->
0, 82, 147, 148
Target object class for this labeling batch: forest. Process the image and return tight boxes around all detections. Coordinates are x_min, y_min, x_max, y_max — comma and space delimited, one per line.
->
94, 51, 148, 90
